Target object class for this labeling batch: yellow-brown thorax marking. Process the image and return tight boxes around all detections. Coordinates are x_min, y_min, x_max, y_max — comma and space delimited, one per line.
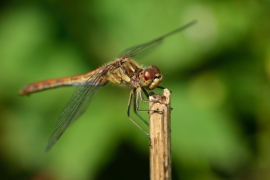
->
107, 58, 141, 88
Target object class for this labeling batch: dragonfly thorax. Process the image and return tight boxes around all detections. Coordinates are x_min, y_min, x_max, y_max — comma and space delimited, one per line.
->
140, 65, 163, 90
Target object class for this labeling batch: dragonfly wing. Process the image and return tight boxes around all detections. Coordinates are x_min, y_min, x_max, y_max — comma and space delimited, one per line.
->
117, 20, 197, 58
45, 65, 112, 152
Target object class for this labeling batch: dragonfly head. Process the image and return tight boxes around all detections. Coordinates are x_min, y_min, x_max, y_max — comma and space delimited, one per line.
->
140, 65, 163, 90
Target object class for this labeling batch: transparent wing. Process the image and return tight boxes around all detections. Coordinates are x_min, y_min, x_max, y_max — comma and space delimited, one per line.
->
117, 20, 197, 58
45, 65, 113, 152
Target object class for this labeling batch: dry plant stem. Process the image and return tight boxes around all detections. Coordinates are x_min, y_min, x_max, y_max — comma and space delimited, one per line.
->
149, 89, 171, 180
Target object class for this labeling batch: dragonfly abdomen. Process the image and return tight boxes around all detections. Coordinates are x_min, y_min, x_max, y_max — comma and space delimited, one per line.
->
19, 75, 88, 95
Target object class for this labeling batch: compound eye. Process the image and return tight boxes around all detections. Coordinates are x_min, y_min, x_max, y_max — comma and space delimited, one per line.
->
144, 68, 155, 81
152, 65, 160, 74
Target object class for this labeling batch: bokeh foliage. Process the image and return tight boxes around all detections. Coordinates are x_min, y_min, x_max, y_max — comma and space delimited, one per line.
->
0, 0, 269, 179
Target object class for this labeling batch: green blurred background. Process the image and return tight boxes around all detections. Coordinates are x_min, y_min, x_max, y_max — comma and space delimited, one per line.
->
1, 0, 270, 179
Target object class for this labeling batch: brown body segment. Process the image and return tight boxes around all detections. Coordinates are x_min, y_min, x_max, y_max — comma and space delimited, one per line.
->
19, 76, 80, 95
19, 69, 102, 96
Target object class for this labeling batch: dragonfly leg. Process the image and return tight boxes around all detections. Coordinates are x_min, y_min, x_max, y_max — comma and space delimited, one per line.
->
158, 86, 172, 93
133, 89, 149, 126
136, 87, 165, 114
141, 88, 165, 112
135, 87, 151, 113
142, 88, 150, 99
127, 89, 149, 138
136, 87, 149, 103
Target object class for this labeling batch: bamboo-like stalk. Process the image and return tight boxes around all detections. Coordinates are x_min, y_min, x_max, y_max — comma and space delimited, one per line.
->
149, 89, 171, 180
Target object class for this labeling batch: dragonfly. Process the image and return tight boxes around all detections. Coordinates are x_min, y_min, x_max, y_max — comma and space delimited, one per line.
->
19, 20, 196, 152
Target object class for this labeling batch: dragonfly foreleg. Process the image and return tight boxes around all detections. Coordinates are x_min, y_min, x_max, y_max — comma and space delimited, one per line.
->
136, 87, 164, 114
142, 88, 149, 100
127, 89, 149, 137
134, 87, 151, 113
